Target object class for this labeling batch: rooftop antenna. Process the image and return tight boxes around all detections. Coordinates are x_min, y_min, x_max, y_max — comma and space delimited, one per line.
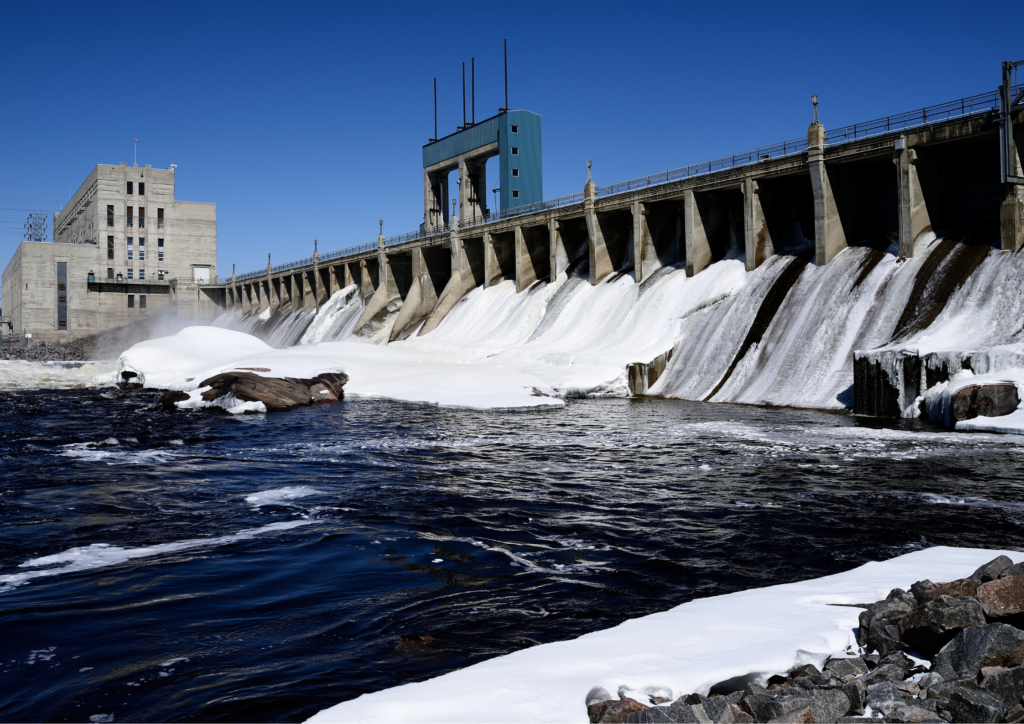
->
472, 57, 475, 124
134, 136, 140, 166
811, 93, 820, 125
432, 78, 437, 141
587, 159, 593, 183
462, 62, 466, 129
502, 39, 508, 111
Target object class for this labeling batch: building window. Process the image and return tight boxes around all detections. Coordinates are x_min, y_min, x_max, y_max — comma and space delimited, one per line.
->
139, 239, 145, 261
107, 205, 114, 227
107, 236, 114, 260
139, 269, 145, 280
127, 206, 133, 227
56, 262, 68, 330
512, 168, 519, 177
511, 125, 518, 133
127, 181, 133, 195
128, 294, 135, 308
512, 190, 520, 198
127, 268, 134, 280
138, 182, 145, 196
107, 268, 114, 279
511, 147, 519, 155
127, 238, 133, 260
158, 239, 164, 261
158, 270, 164, 281
157, 208, 164, 229
140, 295, 147, 309
139, 208, 145, 229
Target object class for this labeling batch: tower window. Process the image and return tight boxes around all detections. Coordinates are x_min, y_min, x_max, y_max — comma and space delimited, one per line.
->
139, 239, 145, 261
512, 190, 520, 199
128, 294, 135, 308
127, 269, 134, 280
127, 206, 134, 227
138, 182, 145, 196
158, 239, 164, 261
511, 125, 518, 133
56, 262, 67, 330
140, 295, 147, 309
127, 181, 133, 195
139, 269, 145, 280
127, 238, 133, 260
512, 168, 519, 177
107, 268, 114, 279
511, 147, 519, 156
107, 205, 114, 227
107, 236, 114, 259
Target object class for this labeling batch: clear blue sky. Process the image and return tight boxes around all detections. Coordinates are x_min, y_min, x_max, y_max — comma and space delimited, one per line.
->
0, 0, 1018, 277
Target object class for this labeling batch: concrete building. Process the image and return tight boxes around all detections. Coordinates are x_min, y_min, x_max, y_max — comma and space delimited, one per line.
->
2, 163, 219, 343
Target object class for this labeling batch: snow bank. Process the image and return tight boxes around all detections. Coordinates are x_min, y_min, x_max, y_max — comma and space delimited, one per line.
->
921, 365, 1024, 434
306, 546, 1022, 724
0, 360, 113, 390
97, 327, 273, 390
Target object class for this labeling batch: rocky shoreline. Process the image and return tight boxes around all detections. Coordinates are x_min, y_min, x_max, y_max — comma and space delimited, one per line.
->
588, 556, 1024, 724
0, 340, 89, 362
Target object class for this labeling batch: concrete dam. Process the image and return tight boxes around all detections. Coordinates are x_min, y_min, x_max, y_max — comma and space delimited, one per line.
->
205, 72, 1024, 422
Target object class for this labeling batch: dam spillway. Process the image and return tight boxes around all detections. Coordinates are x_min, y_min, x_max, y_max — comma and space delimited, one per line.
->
190, 80, 1024, 424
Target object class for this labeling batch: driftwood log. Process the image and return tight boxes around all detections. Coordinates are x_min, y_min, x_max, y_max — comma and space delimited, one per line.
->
159, 371, 348, 412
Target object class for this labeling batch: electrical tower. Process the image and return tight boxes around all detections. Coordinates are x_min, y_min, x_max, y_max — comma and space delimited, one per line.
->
23, 212, 48, 243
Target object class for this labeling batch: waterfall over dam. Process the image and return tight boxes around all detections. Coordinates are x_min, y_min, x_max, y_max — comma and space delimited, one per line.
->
132, 80, 1024, 426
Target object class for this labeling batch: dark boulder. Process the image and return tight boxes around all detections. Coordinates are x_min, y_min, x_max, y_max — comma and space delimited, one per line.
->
923, 677, 980, 701
950, 384, 1020, 422
589, 697, 649, 723
970, 555, 1015, 583
841, 678, 867, 714
947, 686, 1006, 723
910, 578, 980, 605
932, 623, 1024, 680
899, 595, 986, 656
978, 663, 1024, 708
859, 591, 916, 653
159, 390, 190, 411
1000, 562, 1024, 579
881, 703, 948, 722
823, 657, 868, 679
196, 371, 348, 412
977, 575, 1024, 618
860, 664, 909, 687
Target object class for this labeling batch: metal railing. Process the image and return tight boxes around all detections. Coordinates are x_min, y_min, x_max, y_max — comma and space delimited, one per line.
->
825, 85, 1021, 146
226, 83, 1021, 284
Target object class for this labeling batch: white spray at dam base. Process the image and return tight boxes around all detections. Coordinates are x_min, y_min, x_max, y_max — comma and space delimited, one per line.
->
92, 239, 1024, 433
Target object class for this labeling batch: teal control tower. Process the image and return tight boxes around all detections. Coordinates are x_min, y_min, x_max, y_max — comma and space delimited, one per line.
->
422, 110, 542, 232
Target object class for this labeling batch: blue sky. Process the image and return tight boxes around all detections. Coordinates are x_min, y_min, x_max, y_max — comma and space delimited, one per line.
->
0, 0, 1018, 277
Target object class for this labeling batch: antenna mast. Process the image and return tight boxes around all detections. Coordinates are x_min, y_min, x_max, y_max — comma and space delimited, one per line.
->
503, 39, 508, 111
471, 57, 475, 124
462, 62, 466, 129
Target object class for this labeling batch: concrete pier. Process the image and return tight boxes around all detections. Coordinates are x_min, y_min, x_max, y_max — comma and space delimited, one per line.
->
584, 174, 614, 285
894, 141, 932, 258
807, 123, 847, 266
684, 189, 712, 277
743, 177, 773, 271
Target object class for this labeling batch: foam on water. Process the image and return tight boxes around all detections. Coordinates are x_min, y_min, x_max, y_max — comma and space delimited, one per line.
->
0, 520, 314, 590
245, 486, 323, 507
0, 360, 114, 390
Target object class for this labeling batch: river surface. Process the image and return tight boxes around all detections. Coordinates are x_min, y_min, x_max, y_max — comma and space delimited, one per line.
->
2, 389, 1023, 722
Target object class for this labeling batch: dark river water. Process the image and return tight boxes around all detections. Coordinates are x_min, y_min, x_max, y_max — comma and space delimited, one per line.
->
1, 388, 1023, 722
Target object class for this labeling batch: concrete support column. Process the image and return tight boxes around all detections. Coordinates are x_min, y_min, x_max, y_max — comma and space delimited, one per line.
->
632, 200, 653, 283
390, 246, 440, 341
241, 284, 251, 316
583, 176, 612, 285
549, 219, 567, 280
483, 231, 500, 288
743, 177, 774, 271
807, 124, 847, 265
424, 170, 448, 233
684, 189, 712, 277
1000, 142, 1024, 250
893, 142, 932, 258
343, 262, 355, 288
359, 260, 373, 300
329, 265, 341, 297
278, 276, 290, 311
459, 156, 487, 225
514, 225, 537, 292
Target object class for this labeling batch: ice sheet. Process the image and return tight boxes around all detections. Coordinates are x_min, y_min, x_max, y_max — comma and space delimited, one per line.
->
306, 546, 1021, 724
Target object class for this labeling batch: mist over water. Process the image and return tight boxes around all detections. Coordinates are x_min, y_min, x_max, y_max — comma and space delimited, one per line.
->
2, 389, 1024, 722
